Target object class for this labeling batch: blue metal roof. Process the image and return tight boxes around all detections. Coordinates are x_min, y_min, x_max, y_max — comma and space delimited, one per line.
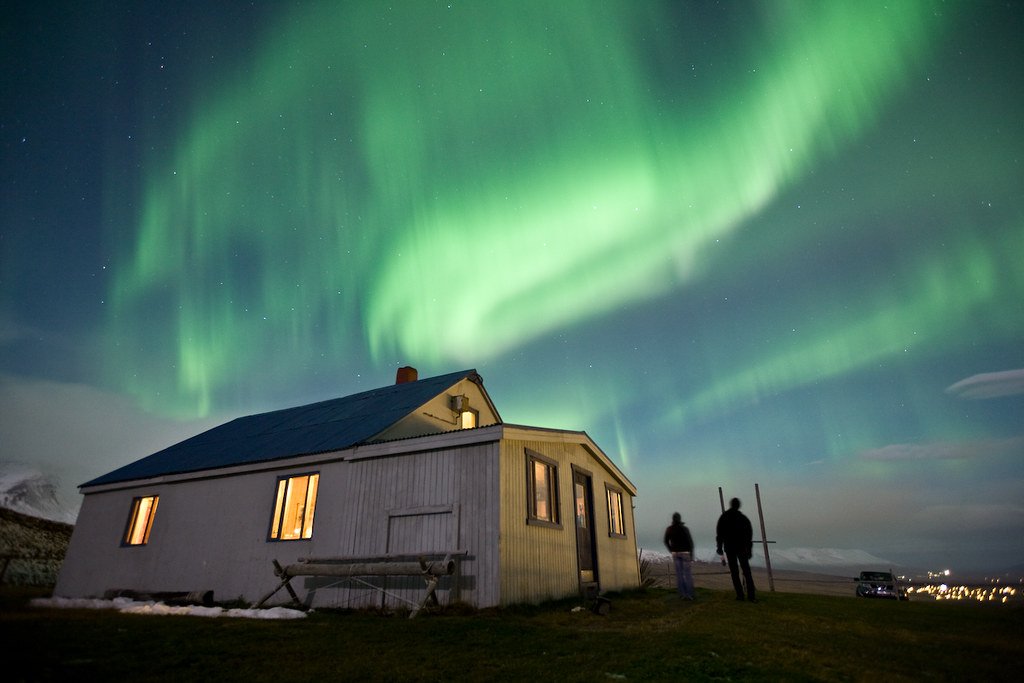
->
84, 370, 480, 487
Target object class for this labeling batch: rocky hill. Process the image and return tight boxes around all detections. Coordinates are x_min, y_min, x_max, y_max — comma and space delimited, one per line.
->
0, 506, 73, 586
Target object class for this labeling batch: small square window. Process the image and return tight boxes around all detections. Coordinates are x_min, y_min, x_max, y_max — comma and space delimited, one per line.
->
123, 495, 159, 546
460, 409, 478, 429
606, 486, 626, 537
269, 473, 320, 541
526, 450, 560, 527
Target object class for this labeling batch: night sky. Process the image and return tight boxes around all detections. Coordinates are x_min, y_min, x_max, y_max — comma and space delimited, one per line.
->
2, 1, 1022, 573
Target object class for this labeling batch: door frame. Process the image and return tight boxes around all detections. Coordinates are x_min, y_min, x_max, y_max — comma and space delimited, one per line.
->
571, 465, 598, 595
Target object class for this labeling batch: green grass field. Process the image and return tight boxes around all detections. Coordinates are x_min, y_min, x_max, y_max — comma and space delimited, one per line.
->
4, 585, 1021, 682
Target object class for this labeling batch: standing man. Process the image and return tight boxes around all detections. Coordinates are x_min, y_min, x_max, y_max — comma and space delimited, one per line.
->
716, 497, 756, 602
664, 512, 695, 599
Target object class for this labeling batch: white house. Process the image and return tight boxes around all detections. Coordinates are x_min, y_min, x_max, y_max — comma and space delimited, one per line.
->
55, 368, 639, 609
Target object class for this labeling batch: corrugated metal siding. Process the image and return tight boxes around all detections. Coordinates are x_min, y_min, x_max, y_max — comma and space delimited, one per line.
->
498, 438, 578, 604
56, 441, 503, 608
593, 484, 640, 591
498, 437, 638, 605
56, 429, 634, 610
456, 434, 502, 606
56, 473, 292, 601
316, 442, 501, 609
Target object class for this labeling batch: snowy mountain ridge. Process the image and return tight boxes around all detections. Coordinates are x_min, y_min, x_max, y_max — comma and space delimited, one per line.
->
641, 545, 899, 574
0, 464, 77, 524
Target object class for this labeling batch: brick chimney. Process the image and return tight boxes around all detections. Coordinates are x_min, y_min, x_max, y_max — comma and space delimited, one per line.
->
395, 366, 418, 384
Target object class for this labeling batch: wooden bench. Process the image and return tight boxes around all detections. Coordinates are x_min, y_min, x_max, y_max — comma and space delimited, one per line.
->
254, 551, 465, 617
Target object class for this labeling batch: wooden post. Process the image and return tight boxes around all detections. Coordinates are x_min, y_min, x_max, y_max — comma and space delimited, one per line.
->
755, 483, 775, 593
715, 488, 727, 568
253, 559, 304, 609
284, 559, 454, 578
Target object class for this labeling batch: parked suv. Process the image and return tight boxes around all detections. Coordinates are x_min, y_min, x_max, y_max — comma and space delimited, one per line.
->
856, 570, 908, 600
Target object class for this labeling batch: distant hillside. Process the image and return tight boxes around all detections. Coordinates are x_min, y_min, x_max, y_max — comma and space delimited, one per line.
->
0, 506, 73, 586
0, 464, 78, 524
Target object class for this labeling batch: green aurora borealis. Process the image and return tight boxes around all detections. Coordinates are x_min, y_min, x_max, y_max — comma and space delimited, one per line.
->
3, 0, 1022, 569
110, 1, 958, 414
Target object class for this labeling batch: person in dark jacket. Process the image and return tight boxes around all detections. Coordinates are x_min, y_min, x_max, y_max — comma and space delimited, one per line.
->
664, 512, 695, 599
716, 497, 756, 601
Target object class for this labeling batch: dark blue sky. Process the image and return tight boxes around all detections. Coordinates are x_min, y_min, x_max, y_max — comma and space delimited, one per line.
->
2, 1, 1022, 573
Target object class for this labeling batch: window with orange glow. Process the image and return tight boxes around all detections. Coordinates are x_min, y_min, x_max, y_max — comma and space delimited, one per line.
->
269, 473, 319, 540
606, 486, 626, 537
526, 450, 560, 527
460, 409, 478, 429
123, 495, 159, 546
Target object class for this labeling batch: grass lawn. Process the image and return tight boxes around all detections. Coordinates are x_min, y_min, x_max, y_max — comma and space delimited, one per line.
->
4, 585, 1021, 681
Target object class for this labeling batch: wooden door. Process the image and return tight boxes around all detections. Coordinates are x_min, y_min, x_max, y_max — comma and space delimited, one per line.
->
383, 505, 457, 609
573, 469, 597, 590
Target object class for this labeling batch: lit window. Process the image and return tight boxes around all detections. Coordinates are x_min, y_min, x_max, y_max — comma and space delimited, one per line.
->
606, 486, 626, 537
526, 450, 560, 526
575, 482, 587, 528
269, 473, 319, 541
123, 495, 159, 546
451, 394, 477, 429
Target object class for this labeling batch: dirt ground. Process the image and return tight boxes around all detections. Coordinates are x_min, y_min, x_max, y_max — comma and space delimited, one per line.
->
646, 558, 857, 598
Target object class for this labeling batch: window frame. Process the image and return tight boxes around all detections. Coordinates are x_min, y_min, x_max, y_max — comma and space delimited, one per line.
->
122, 495, 159, 546
605, 484, 627, 538
525, 449, 561, 528
459, 407, 479, 429
267, 472, 320, 542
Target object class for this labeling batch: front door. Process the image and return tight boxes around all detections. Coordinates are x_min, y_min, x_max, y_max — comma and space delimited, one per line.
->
572, 469, 598, 591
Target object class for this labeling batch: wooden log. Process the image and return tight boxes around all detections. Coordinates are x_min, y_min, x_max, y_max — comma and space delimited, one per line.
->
283, 559, 454, 578
253, 560, 303, 609
409, 574, 440, 619
299, 550, 467, 564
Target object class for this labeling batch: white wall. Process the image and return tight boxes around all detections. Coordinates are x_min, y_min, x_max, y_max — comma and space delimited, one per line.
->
56, 439, 503, 608
55, 425, 635, 609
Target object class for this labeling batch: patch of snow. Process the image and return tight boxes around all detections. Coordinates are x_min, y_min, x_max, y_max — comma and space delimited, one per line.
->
30, 596, 307, 620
